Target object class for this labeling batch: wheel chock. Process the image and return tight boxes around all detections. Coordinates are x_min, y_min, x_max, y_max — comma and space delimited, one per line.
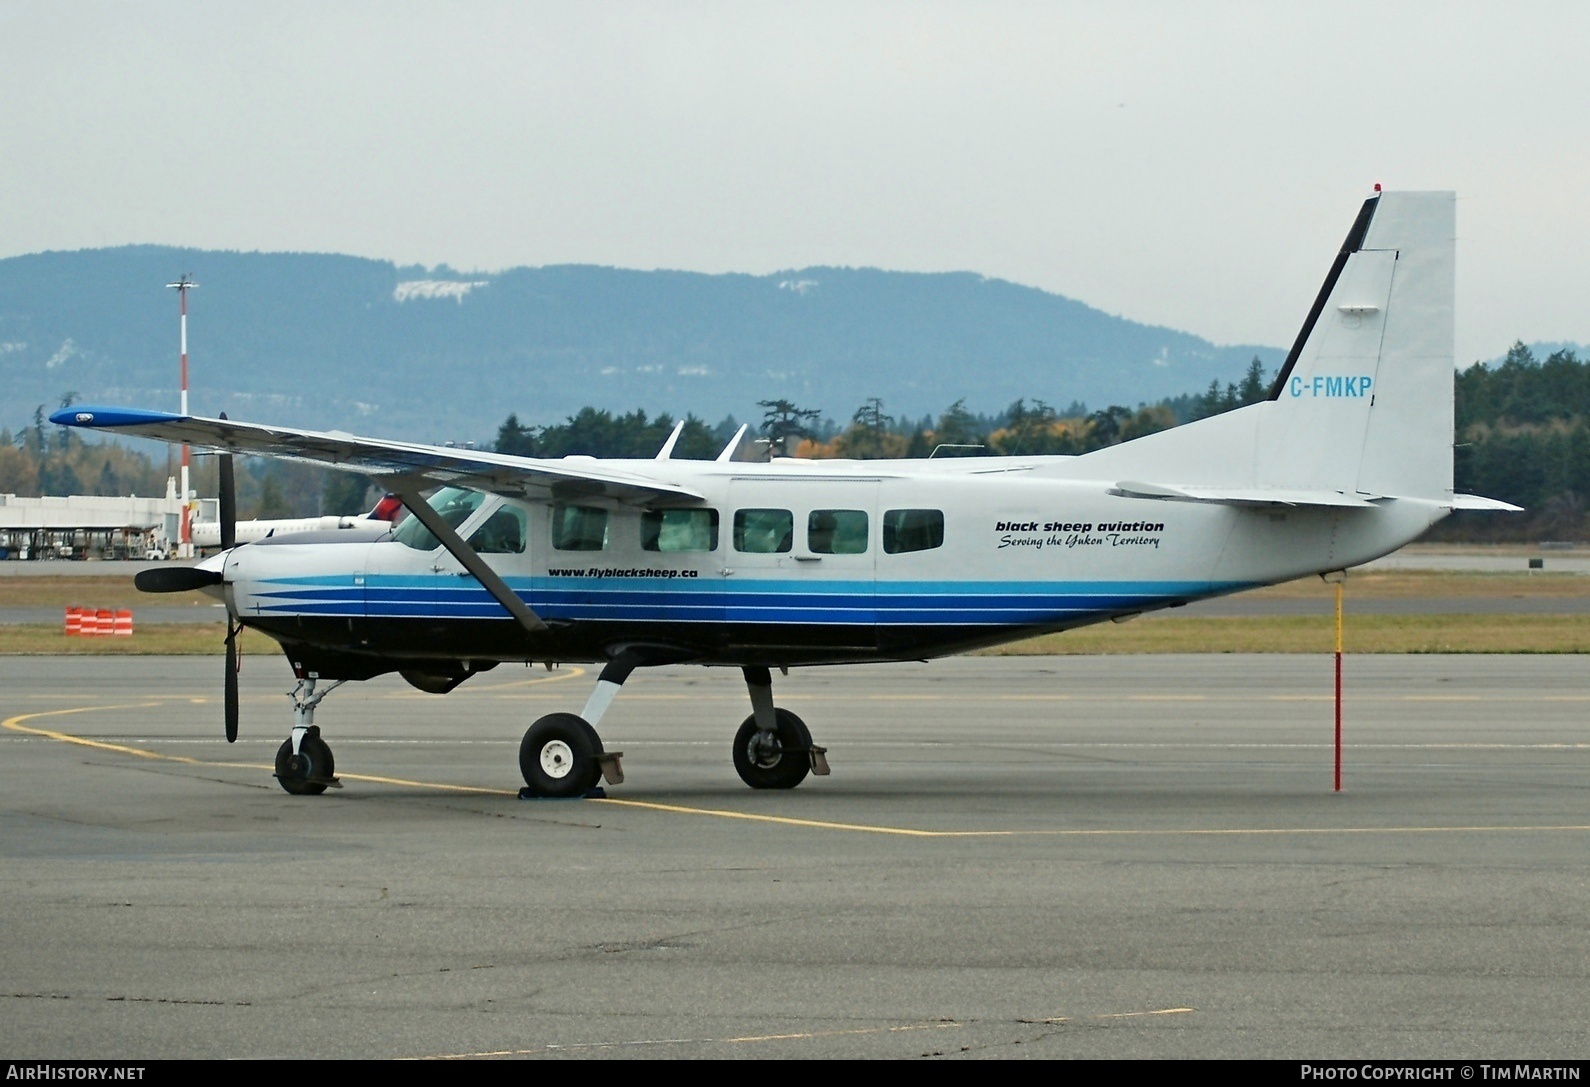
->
597, 752, 625, 786
517, 786, 606, 800
809, 746, 830, 776
271, 774, 343, 789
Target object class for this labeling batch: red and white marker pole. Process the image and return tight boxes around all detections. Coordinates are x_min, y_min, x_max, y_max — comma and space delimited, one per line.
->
166, 275, 197, 557
1333, 575, 1345, 792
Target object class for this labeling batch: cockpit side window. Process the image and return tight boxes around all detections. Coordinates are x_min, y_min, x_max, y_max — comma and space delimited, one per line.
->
392, 487, 486, 551
468, 505, 527, 554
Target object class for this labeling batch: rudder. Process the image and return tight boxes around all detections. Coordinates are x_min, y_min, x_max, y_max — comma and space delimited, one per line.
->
1258, 191, 1455, 500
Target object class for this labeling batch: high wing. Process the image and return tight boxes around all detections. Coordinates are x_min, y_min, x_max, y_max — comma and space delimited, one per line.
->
51, 407, 705, 505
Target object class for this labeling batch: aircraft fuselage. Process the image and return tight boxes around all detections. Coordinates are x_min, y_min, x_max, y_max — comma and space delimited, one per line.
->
219, 458, 1443, 679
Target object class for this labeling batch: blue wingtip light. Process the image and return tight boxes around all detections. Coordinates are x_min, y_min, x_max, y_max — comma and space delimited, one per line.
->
49, 407, 188, 428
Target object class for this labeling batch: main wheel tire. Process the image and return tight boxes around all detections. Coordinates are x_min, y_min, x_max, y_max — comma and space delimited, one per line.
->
274, 729, 335, 796
520, 713, 604, 798
732, 709, 812, 790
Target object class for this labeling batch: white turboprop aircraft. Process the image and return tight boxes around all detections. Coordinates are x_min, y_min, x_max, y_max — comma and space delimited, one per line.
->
55, 190, 1517, 798
190, 494, 403, 549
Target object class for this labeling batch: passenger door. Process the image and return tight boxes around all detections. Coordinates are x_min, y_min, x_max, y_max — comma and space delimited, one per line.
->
724, 478, 877, 649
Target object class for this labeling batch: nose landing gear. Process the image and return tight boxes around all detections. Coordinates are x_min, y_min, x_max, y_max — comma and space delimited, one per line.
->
274, 677, 345, 795
275, 728, 336, 796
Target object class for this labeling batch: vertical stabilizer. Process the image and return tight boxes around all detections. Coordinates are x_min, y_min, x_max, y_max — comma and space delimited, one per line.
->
1257, 191, 1455, 499
1077, 190, 1456, 503
1350, 193, 1456, 500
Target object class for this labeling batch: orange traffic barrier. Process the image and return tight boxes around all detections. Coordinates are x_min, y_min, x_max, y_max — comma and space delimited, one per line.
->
63, 606, 135, 637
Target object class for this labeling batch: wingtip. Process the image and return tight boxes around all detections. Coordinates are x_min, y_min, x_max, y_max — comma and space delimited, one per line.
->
50, 406, 188, 428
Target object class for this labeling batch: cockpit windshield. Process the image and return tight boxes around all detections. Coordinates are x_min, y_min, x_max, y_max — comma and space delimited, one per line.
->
391, 487, 486, 551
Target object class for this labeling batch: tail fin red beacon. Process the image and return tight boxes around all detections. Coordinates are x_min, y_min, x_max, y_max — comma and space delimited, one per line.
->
368, 494, 404, 522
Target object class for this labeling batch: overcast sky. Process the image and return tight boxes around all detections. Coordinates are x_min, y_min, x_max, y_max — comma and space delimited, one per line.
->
2, 1, 1585, 365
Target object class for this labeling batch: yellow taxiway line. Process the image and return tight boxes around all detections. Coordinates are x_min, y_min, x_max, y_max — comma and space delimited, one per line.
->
407, 1006, 1196, 1059
6, 702, 1590, 839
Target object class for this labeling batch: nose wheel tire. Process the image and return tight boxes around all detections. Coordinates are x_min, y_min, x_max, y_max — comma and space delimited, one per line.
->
732, 709, 812, 790
274, 730, 335, 796
520, 713, 604, 798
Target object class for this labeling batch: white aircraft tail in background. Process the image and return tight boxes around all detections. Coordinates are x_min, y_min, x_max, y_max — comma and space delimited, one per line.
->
190, 494, 402, 549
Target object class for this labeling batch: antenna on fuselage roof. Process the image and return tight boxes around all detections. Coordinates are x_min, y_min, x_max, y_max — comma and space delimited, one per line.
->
656, 419, 685, 460
715, 424, 747, 462
713, 425, 773, 463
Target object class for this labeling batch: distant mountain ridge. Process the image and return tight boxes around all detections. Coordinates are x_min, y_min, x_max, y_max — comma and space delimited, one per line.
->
0, 245, 1284, 443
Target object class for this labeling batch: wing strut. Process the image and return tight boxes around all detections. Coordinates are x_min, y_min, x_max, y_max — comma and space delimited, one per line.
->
393, 488, 547, 633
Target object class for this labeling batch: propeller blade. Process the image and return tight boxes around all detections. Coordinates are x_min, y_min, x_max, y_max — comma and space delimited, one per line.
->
224, 623, 239, 743
218, 413, 236, 550
135, 566, 223, 593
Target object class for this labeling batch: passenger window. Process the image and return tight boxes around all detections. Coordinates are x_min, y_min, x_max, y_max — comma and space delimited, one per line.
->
733, 508, 793, 553
468, 505, 527, 554
642, 508, 719, 552
551, 505, 609, 551
392, 487, 485, 551
882, 508, 944, 554
808, 509, 868, 554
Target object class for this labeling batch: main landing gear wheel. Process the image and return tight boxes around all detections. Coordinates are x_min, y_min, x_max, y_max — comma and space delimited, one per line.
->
733, 709, 812, 790
520, 713, 604, 798
274, 728, 335, 796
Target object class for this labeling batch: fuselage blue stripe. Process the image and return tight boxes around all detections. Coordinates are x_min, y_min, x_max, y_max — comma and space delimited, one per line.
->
246, 575, 1252, 627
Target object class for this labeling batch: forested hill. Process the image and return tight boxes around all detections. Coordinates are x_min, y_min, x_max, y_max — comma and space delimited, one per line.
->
3, 342, 1584, 542
0, 246, 1279, 441
1445, 343, 1590, 540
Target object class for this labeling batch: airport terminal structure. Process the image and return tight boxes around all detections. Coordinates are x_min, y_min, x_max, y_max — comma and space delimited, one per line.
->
0, 478, 196, 560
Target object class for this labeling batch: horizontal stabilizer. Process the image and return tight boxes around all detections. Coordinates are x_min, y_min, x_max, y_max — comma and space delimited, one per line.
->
1451, 494, 1524, 512
1111, 480, 1385, 509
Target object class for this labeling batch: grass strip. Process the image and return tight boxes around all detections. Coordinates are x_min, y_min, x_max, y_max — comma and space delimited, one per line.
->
0, 624, 276, 655
0, 576, 214, 610
985, 614, 1590, 655
2, 613, 1587, 655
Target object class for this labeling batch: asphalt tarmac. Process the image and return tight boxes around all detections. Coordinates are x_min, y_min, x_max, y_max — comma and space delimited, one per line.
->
3, 654, 1587, 1059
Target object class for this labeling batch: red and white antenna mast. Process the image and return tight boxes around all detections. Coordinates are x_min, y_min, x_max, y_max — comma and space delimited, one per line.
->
166, 274, 198, 557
